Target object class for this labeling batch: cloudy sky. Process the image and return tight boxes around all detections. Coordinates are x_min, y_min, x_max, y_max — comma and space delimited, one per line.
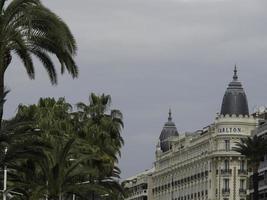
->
4, 0, 267, 178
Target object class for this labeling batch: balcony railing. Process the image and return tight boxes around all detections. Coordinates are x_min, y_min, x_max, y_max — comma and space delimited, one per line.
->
221, 169, 232, 175
222, 188, 230, 195
259, 180, 267, 188
239, 188, 246, 195
255, 123, 267, 136
238, 169, 247, 175
259, 161, 267, 170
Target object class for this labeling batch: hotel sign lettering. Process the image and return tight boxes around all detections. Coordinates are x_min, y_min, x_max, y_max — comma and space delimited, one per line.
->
218, 127, 241, 133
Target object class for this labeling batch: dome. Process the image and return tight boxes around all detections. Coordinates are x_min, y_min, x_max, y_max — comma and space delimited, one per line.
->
159, 109, 179, 152
220, 66, 249, 116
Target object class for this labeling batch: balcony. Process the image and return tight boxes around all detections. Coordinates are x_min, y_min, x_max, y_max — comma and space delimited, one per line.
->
238, 169, 248, 176
259, 180, 267, 188
255, 122, 267, 136
125, 189, 148, 200
239, 188, 246, 195
259, 161, 267, 172
222, 188, 230, 195
221, 169, 232, 176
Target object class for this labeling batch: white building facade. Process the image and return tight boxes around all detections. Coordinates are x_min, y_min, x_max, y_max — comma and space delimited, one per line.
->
124, 68, 259, 200
152, 114, 256, 200
123, 168, 154, 200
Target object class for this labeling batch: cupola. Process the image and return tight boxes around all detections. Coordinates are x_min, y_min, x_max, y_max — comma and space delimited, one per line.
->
159, 109, 179, 152
220, 66, 249, 116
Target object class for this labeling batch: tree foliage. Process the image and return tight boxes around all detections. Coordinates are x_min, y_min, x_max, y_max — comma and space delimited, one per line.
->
1, 93, 124, 200
0, 0, 78, 125
233, 135, 267, 200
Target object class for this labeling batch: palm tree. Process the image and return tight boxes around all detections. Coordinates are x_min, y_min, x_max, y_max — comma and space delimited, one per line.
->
0, 114, 49, 200
0, 0, 78, 125
233, 135, 267, 200
10, 97, 111, 199
6, 96, 124, 199
37, 138, 95, 200
77, 93, 124, 157
8, 137, 100, 200
76, 93, 124, 198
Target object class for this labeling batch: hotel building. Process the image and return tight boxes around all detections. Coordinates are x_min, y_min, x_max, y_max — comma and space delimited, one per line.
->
124, 68, 259, 200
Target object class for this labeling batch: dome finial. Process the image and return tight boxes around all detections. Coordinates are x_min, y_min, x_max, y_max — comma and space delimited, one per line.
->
233, 65, 238, 81
168, 108, 172, 121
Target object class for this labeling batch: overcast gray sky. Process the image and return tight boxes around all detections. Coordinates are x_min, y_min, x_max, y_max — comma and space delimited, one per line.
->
4, 0, 267, 179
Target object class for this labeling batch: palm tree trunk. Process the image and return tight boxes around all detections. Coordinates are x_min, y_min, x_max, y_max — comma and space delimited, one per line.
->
0, 51, 11, 129
0, 70, 4, 130
0, 0, 7, 11
253, 170, 259, 200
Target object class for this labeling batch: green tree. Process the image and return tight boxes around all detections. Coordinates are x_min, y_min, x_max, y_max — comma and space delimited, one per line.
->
77, 93, 124, 158
0, 0, 78, 125
6, 95, 124, 199
76, 93, 124, 198
11, 98, 83, 200
0, 113, 49, 200
0, 90, 50, 200
233, 135, 267, 200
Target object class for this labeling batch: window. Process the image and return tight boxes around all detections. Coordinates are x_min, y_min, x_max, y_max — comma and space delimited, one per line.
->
225, 140, 230, 151
142, 184, 147, 189
224, 160, 229, 170
240, 179, 245, 189
224, 179, 229, 189
240, 160, 245, 170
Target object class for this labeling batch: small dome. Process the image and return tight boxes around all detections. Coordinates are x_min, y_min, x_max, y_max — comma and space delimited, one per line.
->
159, 109, 179, 152
220, 66, 249, 116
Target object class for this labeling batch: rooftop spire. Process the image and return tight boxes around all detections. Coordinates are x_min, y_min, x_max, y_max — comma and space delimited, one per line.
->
233, 65, 238, 81
168, 108, 172, 121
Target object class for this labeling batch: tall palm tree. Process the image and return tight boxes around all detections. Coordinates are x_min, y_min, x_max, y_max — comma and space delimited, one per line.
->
0, 0, 78, 125
233, 135, 267, 200
76, 93, 124, 198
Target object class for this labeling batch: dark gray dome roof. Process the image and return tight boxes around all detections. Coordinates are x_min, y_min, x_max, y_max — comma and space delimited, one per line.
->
220, 67, 249, 116
159, 110, 179, 152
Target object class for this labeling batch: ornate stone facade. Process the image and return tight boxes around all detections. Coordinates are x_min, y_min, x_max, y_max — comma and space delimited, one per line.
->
152, 114, 256, 200
123, 68, 258, 200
